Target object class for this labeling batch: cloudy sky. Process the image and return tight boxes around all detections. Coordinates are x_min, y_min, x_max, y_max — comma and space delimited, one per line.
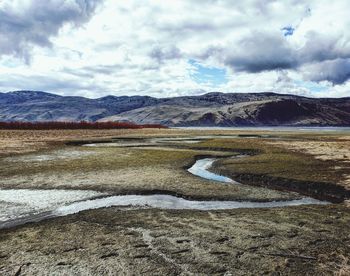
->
0, 0, 349, 98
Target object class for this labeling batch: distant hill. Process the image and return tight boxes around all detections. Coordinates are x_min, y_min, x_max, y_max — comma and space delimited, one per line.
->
1, 90, 350, 126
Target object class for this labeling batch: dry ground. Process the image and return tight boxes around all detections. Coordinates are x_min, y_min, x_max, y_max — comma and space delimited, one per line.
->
0, 128, 349, 275
1, 205, 349, 275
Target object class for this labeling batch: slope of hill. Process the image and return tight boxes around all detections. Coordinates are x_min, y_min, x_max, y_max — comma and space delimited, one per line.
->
1, 90, 350, 126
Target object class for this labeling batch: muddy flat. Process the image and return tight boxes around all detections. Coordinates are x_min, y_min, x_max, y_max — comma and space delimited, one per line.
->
0, 128, 349, 275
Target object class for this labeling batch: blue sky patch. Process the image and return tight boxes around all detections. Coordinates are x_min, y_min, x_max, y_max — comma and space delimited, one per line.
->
294, 80, 328, 93
188, 59, 228, 86
281, 26, 295, 36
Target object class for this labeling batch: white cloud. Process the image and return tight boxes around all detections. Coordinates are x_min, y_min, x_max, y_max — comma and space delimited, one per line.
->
0, 0, 349, 98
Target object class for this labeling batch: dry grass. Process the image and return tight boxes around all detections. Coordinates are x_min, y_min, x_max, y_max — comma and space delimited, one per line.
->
193, 137, 345, 184
0, 137, 295, 201
335, 255, 350, 276
1, 203, 349, 275
319, 253, 350, 276
0, 129, 349, 275
270, 138, 350, 190
0, 128, 317, 156
0, 129, 179, 156
1, 129, 349, 198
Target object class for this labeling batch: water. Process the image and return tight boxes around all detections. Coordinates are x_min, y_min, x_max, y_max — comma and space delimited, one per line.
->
151, 137, 204, 144
0, 191, 327, 229
0, 189, 105, 222
176, 126, 350, 132
83, 143, 147, 147
54, 195, 326, 214
188, 158, 237, 183
0, 153, 329, 229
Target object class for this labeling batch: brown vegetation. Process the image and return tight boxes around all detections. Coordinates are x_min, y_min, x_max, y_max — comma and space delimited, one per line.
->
0, 121, 166, 130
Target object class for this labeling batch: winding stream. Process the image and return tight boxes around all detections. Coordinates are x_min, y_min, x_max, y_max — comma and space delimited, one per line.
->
188, 157, 239, 184
0, 154, 328, 229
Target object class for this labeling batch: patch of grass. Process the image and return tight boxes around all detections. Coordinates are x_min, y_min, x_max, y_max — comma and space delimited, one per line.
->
1, 132, 348, 201
193, 138, 343, 184
0, 146, 200, 177
0, 137, 300, 201
0, 135, 344, 185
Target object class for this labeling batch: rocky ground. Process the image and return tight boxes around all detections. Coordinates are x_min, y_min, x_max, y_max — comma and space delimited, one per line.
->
0, 128, 349, 275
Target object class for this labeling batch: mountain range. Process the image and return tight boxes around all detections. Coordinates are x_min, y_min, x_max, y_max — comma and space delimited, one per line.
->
1, 90, 350, 126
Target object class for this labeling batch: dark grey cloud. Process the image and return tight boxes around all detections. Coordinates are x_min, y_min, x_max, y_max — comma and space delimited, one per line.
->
223, 32, 298, 73
297, 33, 350, 84
149, 45, 182, 63
300, 32, 350, 63
0, 73, 107, 96
305, 58, 350, 85
63, 62, 160, 79
81, 64, 123, 75
201, 30, 350, 85
0, 0, 102, 62
62, 64, 123, 79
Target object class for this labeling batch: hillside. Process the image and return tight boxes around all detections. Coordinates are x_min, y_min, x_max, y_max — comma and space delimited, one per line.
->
1, 91, 350, 126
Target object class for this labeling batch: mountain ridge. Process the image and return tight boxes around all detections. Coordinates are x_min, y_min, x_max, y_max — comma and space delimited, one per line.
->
1, 90, 350, 126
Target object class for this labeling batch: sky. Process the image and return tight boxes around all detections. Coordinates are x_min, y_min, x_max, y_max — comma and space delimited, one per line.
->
0, 0, 349, 98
